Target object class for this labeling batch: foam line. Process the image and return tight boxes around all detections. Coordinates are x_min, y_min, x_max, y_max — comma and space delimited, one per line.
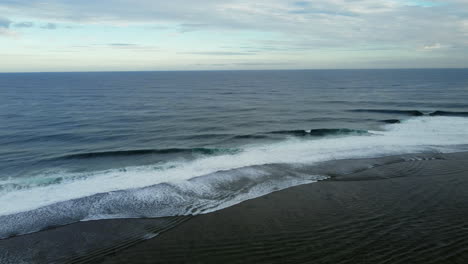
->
1, 116, 468, 237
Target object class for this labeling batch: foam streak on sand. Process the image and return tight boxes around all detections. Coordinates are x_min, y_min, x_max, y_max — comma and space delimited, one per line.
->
1, 116, 468, 238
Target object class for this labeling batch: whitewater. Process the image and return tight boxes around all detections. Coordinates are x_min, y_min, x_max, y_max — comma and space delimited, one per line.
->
1, 116, 468, 238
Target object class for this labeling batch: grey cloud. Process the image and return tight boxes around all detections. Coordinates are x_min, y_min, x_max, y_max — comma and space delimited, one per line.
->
181, 51, 256, 56
0, 0, 467, 58
148, 25, 170, 30
288, 9, 357, 17
108, 43, 137, 47
0, 17, 17, 37
0, 17, 12, 28
41, 23, 57, 29
13, 21, 34, 28
293, 1, 310, 7
233, 62, 293, 66
192, 62, 293, 67
178, 23, 212, 33
104, 43, 160, 51
208, 64, 228, 67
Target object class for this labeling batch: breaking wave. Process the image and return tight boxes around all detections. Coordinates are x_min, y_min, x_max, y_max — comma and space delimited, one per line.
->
269, 128, 368, 137
1, 116, 468, 238
349, 109, 425, 116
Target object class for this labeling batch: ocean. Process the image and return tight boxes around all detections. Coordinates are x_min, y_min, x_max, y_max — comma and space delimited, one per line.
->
1, 69, 468, 239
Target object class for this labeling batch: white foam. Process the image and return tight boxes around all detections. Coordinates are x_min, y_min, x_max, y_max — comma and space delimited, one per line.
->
1, 116, 468, 217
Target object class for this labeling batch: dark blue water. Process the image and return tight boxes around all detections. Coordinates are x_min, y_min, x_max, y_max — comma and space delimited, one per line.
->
1, 69, 468, 238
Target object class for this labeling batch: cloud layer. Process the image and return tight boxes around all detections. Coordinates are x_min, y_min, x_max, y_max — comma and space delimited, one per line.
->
1, 0, 467, 71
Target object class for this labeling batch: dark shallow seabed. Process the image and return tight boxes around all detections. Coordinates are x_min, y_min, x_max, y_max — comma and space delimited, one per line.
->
1, 69, 468, 263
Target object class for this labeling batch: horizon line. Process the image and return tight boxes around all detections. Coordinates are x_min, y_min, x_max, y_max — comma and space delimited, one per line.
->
1, 67, 468, 74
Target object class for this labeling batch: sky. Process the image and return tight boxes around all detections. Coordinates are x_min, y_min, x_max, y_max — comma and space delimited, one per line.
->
0, 0, 468, 72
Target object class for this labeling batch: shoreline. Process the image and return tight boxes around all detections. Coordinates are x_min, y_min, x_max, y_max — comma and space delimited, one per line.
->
1, 151, 468, 263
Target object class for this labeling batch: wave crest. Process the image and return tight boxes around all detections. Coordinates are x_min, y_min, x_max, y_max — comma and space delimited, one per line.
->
1, 116, 468, 238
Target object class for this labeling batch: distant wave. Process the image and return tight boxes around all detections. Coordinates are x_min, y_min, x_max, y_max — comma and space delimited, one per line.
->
429, 111, 468, 117
232, 135, 270, 140
351, 109, 468, 117
380, 119, 401, 124
60, 148, 241, 160
269, 128, 368, 137
231, 128, 368, 140
350, 109, 425, 116
59, 130, 368, 160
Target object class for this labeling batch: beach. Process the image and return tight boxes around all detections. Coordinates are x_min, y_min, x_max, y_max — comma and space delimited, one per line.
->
2, 0, 468, 261
2, 151, 467, 263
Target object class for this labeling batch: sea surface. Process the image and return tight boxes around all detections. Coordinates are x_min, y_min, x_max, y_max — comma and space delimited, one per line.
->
1, 69, 468, 238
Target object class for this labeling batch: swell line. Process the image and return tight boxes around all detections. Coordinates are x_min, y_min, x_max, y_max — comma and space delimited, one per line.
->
58, 148, 241, 160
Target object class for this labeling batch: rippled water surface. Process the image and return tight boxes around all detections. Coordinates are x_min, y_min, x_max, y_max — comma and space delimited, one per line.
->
1, 69, 468, 238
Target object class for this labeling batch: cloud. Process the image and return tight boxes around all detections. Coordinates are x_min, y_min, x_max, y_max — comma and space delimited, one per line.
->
0, 28, 19, 38
0, 17, 19, 38
181, 51, 256, 56
403, 1, 444, 7
40, 23, 57, 30
178, 23, 212, 33
0, 0, 458, 52
233, 62, 293, 66
108, 43, 137, 47
0, 1, 466, 39
101, 43, 160, 51
192, 62, 293, 67
421, 43, 450, 51
0, 0, 467, 68
0, 17, 11, 28
13, 21, 34, 28
293, 1, 310, 8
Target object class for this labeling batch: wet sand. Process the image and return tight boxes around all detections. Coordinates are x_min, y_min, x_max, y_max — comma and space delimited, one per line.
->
1, 152, 468, 263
